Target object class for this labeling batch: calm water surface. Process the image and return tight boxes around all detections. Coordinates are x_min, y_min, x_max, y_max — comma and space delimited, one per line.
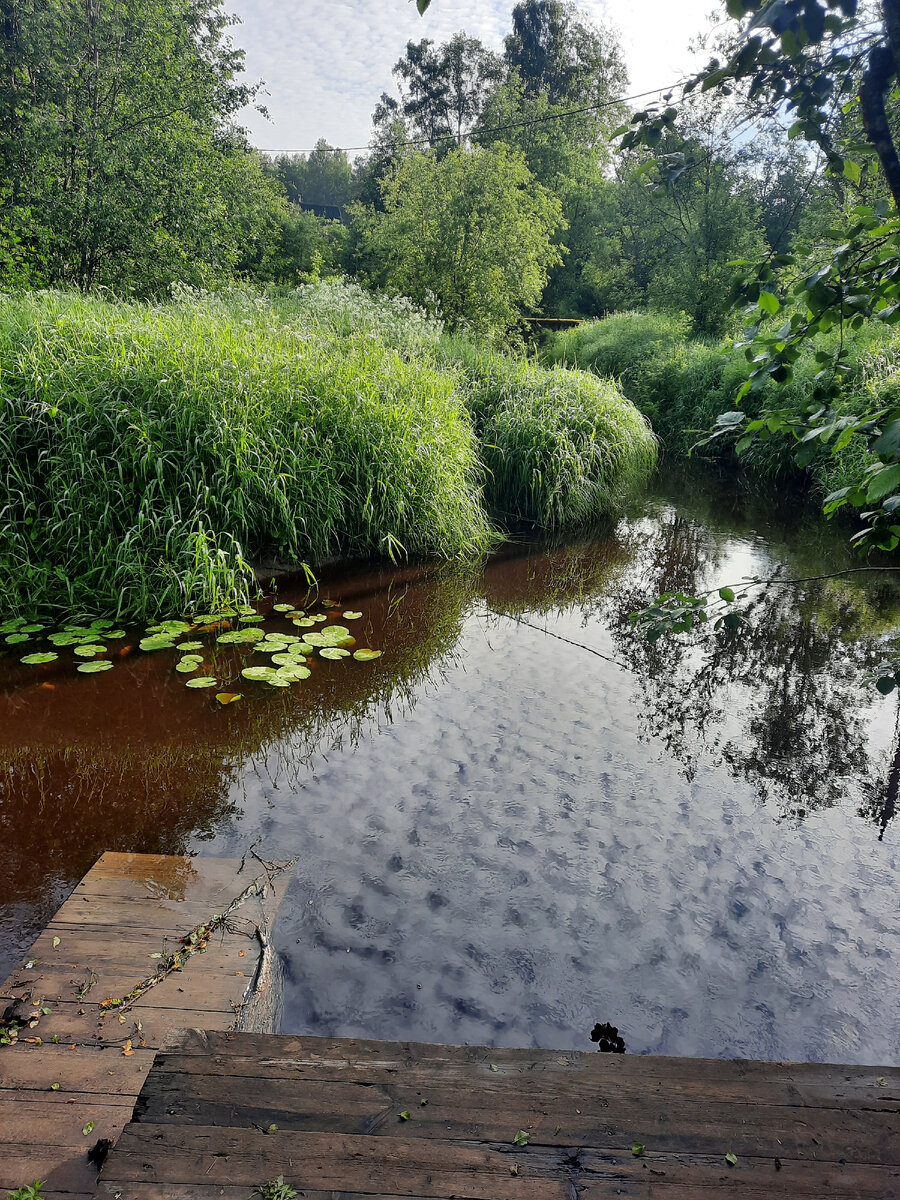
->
2, 471, 898, 1063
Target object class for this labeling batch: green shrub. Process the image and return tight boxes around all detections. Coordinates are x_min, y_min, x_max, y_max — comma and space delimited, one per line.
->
0, 288, 490, 619
545, 311, 900, 495
444, 338, 658, 526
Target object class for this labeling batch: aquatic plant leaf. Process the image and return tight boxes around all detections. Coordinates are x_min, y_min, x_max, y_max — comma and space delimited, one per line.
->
175, 661, 201, 673
266, 632, 302, 644
20, 623, 45, 633
140, 635, 176, 651
239, 614, 265, 623
22, 652, 58, 664
343, 611, 363, 620
310, 613, 328, 622
146, 620, 192, 635
275, 664, 310, 682
292, 617, 315, 628
272, 603, 293, 613
217, 628, 264, 644
259, 641, 290, 654
77, 660, 113, 673
177, 640, 204, 651
319, 647, 350, 659
74, 644, 107, 657
241, 665, 280, 682
320, 625, 350, 642
336, 636, 356, 649
290, 643, 313, 656
5, 633, 30, 644
185, 676, 218, 688
353, 649, 382, 661
236, 605, 256, 615
302, 632, 326, 646
103, 630, 127, 639
216, 692, 242, 704
48, 632, 86, 646
192, 612, 235, 624
271, 653, 300, 667
0, 618, 25, 633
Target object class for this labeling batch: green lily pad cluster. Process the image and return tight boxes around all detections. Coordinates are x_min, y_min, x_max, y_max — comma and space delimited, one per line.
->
3, 599, 384, 698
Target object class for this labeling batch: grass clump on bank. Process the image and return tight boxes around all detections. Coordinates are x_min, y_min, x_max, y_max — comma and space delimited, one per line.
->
0, 285, 659, 621
545, 311, 900, 496
444, 339, 658, 527
0, 288, 490, 619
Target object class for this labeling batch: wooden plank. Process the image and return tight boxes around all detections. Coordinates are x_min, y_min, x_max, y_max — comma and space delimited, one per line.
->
96, 1125, 900, 1199
157, 1030, 900, 1110
0, 852, 293, 1198
133, 1069, 900, 1159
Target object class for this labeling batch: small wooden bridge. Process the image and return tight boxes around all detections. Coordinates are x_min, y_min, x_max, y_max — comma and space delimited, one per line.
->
1, 854, 897, 1199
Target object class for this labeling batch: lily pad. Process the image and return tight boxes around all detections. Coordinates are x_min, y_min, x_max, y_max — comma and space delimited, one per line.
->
139, 635, 176, 651
309, 613, 328, 622
77, 660, 113, 674
302, 632, 326, 646
342, 611, 363, 620
49, 632, 87, 646
236, 605, 256, 615
103, 630, 127, 639
192, 611, 235, 624
270, 653, 301, 667
22, 652, 58, 665
319, 647, 350, 660
320, 625, 350, 642
272, 603, 294, 613
275, 664, 310, 682
266, 632, 302, 644
185, 676, 218, 689
239, 614, 265, 623
6, 633, 30, 644
216, 692, 243, 705
259, 642, 290, 655
353, 649, 382, 662
20, 623, 45, 633
292, 617, 315, 628
0, 618, 25, 633
290, 643, 314, 656
74, 644, 107, 657
63, 625, 96, 636
241, 665, 280, 682
217, 628, 264, 645
177, 641, 205, 651
145, 620, 192, 635
175, 660, 201, 673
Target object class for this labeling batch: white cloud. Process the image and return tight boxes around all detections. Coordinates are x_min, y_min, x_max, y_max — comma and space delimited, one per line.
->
227, 0, 722, 154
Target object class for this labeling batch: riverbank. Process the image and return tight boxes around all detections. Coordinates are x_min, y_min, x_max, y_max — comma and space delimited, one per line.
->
0, 285, 655, 621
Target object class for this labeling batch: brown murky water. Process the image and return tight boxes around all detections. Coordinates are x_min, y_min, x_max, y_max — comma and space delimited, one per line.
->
2, 470, 898, 1062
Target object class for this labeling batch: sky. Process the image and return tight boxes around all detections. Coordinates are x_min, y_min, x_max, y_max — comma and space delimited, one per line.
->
227, 0, 719, 155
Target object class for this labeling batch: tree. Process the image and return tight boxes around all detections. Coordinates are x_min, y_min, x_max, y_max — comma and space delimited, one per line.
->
0, 0, 263, 291
358, 144, 564, 338
503, 0, 625, 107
269, 140, 356, 208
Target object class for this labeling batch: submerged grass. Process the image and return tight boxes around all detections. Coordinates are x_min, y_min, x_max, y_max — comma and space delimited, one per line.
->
0, 284, 659, 620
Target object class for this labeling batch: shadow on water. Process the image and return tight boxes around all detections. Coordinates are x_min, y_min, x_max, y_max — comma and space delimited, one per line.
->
0, 466, 898, 1061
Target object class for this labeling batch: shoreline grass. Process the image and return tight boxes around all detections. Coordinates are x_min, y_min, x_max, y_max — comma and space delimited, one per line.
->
0, 286, 659, 621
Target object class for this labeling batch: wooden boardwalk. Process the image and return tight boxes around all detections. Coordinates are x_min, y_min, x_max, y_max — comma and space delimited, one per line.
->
95, 1029, 900, 1199
0, 852, 292, 1200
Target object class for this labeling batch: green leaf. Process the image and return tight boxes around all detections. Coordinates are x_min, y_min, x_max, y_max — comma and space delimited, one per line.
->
82, 1121, 95, 1136
632, 1144, 645, 1157
52, 936, 60, 948
272, 603, 294, 612
177, 641, 205, 651
353, 649, 382, 661
139, 635, 176, 651
319, 647, 350, 660
725, 1151, 738, 1166
718, 587, 735, 603
758, 290, 780, 316
876, 676, 897, 695
74, 643, 107, 657
866, 464, 900, 502
185, 677, 218, 688
416, 0, 431, 12
489, 1063, 499, 1071
399, 1110, 411, 1120
22, 652, 58, 664
513, 1130, 530, 1147
217, 628, 265, 644
77, 660, 113, 673
216, 692, 242, 705
50, 1083, 60, 1090
843, 159, 861, 184
342, 611, 363, 620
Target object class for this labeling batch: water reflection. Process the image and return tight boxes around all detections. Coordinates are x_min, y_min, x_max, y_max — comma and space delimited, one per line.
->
0, 469, 897, 1061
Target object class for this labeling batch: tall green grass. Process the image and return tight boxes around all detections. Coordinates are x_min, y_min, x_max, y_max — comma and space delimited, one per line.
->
545, 311, 900, 492
0, 288, 489, 619
443, 338, 658, 526
0, 285, 659, 620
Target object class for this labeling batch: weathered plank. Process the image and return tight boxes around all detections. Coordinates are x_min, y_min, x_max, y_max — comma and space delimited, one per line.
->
95, 1030, 899, 1200
0, 852, 293, 1200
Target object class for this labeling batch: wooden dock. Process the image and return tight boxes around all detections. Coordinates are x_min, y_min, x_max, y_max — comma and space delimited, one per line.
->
93, 1030, 899, 1198
1, 853, 898, 1199
0, 852, 292, 1199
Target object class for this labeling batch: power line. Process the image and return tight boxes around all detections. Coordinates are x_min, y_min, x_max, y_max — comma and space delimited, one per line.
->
252, 81, 685, 156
